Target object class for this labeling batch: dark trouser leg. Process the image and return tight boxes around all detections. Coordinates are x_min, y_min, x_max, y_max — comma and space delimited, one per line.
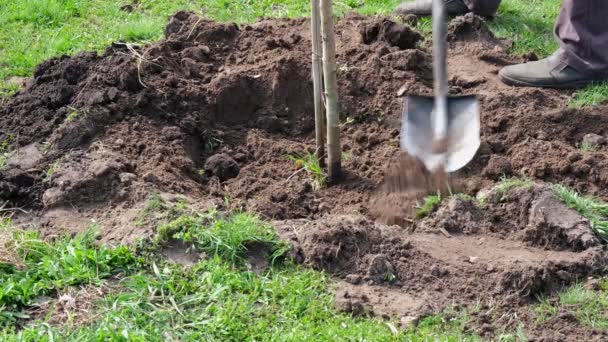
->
463, 0, 501, 16
555, 0, 608, 76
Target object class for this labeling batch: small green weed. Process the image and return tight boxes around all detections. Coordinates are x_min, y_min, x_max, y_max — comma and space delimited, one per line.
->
288, 152, 327, 190
552, 184, 608, 241
569, 82, 608, 109
416, 193, 442, 218
578, 140, 599, 152
43, 159, 61, 182
65, 107, 80, 122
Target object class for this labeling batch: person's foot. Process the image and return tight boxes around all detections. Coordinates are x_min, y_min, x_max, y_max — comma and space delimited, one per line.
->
395, 0, 470, 16
499, 50, 606, 88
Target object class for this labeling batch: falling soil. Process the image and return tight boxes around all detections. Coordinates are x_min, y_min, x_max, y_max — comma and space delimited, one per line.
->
1, 10, 608, 340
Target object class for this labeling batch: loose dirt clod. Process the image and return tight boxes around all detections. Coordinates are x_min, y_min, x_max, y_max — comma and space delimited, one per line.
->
204, 153, 240, 181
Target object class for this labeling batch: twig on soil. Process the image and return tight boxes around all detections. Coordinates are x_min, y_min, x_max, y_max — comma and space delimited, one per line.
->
286, 167, 307, 181
187, 17, 204, 40
116, 43, 162, 89
438, 227, 452, 238
0, 207, 30, 214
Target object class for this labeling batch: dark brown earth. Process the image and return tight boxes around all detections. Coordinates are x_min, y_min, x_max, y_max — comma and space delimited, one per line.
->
1, 11, 608, 340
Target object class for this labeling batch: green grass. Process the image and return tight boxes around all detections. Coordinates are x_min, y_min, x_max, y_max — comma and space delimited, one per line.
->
416, 193, 442, 218
483, 176, 533, 203
64, 106, 82, 122
559, 283, 608, 329
0, 222, 138, 325
0, 210, 485, 341
552, 184, 608, 241
533, 296, 558, 324
570, 82, 608, 109
155, 209, 289, 264
578, 140, 599, 152
488, 0, 560, 57
288, 152, 327, 190
0, 81, 20, 99
532, 281, 608, 330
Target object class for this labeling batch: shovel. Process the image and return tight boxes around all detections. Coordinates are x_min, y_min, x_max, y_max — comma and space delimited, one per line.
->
401, 0, 480, 173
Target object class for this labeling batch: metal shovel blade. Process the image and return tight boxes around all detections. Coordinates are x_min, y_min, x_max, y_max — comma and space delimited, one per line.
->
401, 95, 481, 173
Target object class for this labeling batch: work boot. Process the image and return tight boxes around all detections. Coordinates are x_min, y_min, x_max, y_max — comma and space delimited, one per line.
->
395, 0, 470, 16
498, 50, 607, 88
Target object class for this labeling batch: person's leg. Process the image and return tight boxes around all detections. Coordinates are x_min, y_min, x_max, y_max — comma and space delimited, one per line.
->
395, 0, 501, 17
555, 0, 608, 76
499, 0, 608, 88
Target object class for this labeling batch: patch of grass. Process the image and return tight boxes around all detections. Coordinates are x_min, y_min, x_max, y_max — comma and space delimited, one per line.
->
558, 284, 608, 329
486, 176, 533, 202
0, 81, 20, 98
157, 210, 289, 264
552, 184, 608, 241
578, 140, 599, 152
532, 296, 558, 324
570, 82, 608, 108
0, 222, 138, 325
134, 193, 190, 227
489, 0, 561, 57
531, 280, 608, 331
288, 152, 327, 190
416, 193, 442, 218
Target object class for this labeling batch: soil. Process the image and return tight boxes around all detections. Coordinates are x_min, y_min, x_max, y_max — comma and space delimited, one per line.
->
1, 10, 608, 340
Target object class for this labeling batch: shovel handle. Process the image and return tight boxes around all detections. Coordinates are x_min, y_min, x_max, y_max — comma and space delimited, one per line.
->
432, 0, 448, 144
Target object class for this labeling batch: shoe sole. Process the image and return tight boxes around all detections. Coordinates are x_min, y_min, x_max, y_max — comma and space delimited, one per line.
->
498, 72, 595, 89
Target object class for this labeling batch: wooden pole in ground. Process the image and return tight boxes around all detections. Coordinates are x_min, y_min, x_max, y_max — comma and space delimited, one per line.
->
311, 0, 325, 166
319, 0, 341, 183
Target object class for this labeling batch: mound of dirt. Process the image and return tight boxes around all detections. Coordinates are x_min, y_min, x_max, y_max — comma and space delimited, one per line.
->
360, 18, 423, 49
275, 184, 607, 332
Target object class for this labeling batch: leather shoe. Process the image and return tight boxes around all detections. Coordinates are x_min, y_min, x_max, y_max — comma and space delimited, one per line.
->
499, 50, 607, 88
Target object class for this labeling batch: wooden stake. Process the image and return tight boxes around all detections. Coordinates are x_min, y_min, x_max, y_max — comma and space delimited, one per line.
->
320, 0, 341, 183
311, 0, 325, 165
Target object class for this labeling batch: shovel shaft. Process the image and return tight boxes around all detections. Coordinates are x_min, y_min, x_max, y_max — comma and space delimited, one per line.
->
432, 0, 448, 143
